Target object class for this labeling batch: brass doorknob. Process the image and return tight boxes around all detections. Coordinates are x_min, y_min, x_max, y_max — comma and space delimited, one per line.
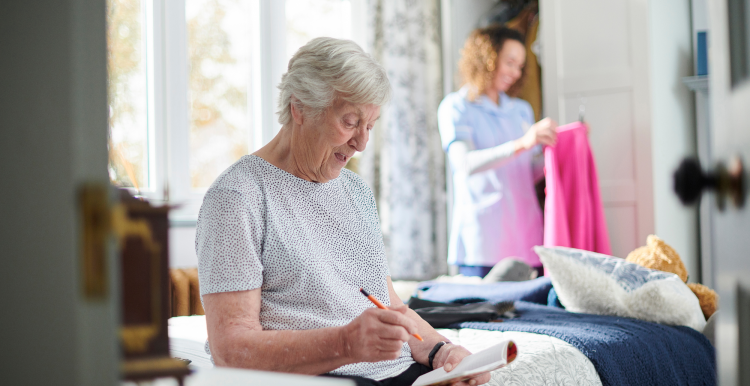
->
673, 156, 745, 210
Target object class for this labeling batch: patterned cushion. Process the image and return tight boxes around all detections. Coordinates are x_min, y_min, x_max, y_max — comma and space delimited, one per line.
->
534, 246, 706, 331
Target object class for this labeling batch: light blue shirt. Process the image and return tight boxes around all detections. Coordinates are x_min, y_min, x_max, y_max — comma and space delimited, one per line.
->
438, 87, 543, 267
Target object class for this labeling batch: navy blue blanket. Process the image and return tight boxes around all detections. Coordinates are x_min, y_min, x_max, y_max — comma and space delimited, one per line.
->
455, 301, 715, 386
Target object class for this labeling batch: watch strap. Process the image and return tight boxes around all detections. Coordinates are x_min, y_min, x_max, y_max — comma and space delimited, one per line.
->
428, 341, 447, 369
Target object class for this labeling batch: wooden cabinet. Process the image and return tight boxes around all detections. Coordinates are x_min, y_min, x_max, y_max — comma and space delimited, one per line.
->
114, 192, 190, 384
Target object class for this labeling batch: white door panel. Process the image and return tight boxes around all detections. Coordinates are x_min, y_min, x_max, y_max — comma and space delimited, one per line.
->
604, 205, 638, 258
541, 0, 652, 256
707, 0, 750, 384
561, 72, 633, 95
599, 180, 637, 204
1, 1, 118, 384
562, 91, 636, 181
558, 1, 631, 77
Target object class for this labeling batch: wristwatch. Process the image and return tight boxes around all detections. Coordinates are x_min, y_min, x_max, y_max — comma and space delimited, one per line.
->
428, 341, 447, 369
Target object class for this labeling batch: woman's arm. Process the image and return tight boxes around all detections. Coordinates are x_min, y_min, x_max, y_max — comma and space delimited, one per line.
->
385, 277, 449, 365
448, 140, 516, 175
203, 288, 419, 375
448, 118, 558, 175
386, 278, 491, 386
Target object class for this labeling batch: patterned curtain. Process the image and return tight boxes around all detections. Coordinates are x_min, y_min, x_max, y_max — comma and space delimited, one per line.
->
359, 0, 447, 280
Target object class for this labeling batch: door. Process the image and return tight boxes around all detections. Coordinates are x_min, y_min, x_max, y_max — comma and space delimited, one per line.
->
0, 1, 118, 385
539, 0, 654, 258
707, 1, 750, 385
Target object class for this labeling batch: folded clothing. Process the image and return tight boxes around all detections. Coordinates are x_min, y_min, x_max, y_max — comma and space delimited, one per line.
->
482, 257, 537, 282
458, 301, 716, 386
407, 298, 515, 328
416, 276, 553, 305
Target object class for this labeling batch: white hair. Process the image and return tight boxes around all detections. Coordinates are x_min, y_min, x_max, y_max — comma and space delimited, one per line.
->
277, 37, 391, 125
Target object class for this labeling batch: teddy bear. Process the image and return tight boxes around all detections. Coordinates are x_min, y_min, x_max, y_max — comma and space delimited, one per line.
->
626, 235, 718, 320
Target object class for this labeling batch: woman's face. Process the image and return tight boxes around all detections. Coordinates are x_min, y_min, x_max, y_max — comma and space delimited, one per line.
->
297, 100, 380, 183
490, 39, 526, 94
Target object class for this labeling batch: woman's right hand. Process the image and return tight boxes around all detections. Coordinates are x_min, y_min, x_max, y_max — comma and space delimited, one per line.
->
340, 304, 418, 363
516, 117, 558, 152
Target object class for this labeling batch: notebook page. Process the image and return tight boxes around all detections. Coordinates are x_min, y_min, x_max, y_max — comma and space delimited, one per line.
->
412, 340, 515, 386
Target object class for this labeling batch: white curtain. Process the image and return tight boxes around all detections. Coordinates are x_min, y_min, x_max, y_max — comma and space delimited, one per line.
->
360, 0, 447, 280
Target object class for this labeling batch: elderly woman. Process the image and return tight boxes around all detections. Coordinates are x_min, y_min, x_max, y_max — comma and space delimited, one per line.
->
438, 26, 558, 278
196, 38, 490, 386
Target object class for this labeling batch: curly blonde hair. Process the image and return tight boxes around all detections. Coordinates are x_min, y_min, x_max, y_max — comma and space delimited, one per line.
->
458, 25, 526, 101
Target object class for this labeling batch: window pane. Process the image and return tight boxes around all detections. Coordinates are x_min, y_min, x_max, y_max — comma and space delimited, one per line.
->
286, 0, 352, 60
187, 0, 254, 189
107, 0, 149, 190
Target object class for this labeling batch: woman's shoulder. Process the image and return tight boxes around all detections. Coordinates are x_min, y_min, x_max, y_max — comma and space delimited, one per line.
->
438, 88, 474, 128
204, 155, 266, 200
196, 157, 264, 232
439, 87, 471, 110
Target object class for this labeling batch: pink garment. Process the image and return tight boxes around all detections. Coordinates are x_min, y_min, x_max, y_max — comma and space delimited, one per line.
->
543, 122, 611, 256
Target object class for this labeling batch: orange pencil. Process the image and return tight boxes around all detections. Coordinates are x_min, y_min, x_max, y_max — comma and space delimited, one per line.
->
360, 288, 424, 341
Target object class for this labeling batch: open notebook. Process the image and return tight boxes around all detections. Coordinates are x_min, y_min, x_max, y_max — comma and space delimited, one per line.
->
413, 340, 517, 386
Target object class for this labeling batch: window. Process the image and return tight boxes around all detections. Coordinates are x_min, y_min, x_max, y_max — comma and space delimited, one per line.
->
286, 0, 354, 61
107, 0, 150, 190
107, 0, 364, 223
186, 0, 254, 189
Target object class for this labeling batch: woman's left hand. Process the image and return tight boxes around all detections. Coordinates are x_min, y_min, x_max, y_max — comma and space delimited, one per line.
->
431, 344, 491, 386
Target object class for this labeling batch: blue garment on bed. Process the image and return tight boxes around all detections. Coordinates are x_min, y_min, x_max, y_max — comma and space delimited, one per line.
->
416, 276, 553, 305
456, 301, 716, 386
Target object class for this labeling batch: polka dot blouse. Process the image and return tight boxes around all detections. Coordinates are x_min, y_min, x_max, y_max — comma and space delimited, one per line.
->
196, 155, 414, 380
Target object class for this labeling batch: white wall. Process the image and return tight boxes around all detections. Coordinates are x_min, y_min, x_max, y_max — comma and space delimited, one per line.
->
171, 227, 199, 268
0, 0, 118, 384
691, 0, 709, 54
649, 0, 700, 281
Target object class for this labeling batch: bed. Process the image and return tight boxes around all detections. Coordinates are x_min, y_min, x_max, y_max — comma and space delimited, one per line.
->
168, 315, 602, 385
169, 301, 716, 386
168, 270, 601, 385
169, 258, 715, 386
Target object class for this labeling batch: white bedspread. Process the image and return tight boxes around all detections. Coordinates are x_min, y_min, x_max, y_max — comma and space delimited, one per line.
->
169, 316, 602, 385
437, 329, 601, 386
168, 316, 212, 370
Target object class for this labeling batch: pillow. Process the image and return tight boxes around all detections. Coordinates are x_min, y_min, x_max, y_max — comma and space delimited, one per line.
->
535, 246, 706, 331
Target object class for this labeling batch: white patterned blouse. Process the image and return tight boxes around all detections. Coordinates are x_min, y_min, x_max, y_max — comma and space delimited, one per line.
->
195, 155, 414, 380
